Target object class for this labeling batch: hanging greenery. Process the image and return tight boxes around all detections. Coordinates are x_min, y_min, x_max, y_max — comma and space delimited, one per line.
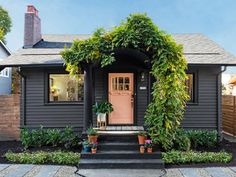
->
61, 14, 189, 150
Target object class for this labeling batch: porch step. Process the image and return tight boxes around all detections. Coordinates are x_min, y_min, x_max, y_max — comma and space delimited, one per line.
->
79, 159, 164, 169
81, 150, 162, 159
98, 142, 139, 151
98, 134, 137, 142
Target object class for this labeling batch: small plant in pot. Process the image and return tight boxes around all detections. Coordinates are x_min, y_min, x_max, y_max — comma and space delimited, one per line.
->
145, 139, 153, 153
91, 142, 98, 154
87, 127, 98, 143
138, 131, 147, 145
92, 101, 113, 128
83, 140, 91, 152
140, 145, 145, 154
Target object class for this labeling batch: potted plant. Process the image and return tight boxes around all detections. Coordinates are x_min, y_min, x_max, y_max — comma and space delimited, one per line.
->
92, 101, 113, 127
138, 131, 147, 145
91, 142, 98, 154
86, 127, 98, 143
145, 139, 153, 153
83, 140, 91, 152
140, 145, 145, 153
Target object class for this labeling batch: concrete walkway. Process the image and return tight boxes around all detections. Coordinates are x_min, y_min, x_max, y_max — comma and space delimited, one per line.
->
0, 164, 236, 177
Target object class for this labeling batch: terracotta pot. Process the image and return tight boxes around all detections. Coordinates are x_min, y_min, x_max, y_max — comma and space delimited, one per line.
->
140, 146, 145, 154
88, 135, 98, 143
147, 147, 153, 153
91, 148, 97, 154
138, 135, 146, 145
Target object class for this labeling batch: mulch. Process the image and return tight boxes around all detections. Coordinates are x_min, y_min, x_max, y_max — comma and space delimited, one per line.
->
0, 139, 235, 167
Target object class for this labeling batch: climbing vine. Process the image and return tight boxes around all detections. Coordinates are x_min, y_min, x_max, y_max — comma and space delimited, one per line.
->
61, 14, 189, 150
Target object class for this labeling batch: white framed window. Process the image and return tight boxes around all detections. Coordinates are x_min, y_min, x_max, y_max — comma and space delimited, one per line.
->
0, 68, 10, 78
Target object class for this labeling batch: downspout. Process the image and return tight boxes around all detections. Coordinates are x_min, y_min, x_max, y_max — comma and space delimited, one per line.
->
17, 67, 27, 127
217, 65, 227, 142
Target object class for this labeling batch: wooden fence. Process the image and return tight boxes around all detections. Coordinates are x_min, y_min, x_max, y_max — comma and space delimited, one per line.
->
222, 95, 236, 136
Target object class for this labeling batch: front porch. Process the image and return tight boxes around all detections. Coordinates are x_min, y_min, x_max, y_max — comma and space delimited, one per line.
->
94, 126, 144, 135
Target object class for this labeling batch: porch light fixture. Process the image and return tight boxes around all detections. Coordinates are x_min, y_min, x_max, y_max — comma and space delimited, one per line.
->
141, 72, 145, 82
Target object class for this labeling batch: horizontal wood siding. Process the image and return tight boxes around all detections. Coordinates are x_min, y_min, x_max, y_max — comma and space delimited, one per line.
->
136, 71, 148, 126
182, 66, 220, 130
222, 95, 236, 136
21, 67, 84, 131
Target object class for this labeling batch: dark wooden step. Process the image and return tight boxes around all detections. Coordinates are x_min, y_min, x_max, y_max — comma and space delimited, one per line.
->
79, 159, 164, 169
98, 142, 139, 151
81, 151, 162, 159
98, 134, 138, 142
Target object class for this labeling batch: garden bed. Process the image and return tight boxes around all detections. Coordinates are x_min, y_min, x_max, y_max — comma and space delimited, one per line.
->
0, 139, 235, 167
166, 139, 236, 168
0, 141, 82, 164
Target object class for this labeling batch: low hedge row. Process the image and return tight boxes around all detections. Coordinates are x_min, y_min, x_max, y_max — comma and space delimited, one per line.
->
21, 126, 82, 150
163, 150, 232, 164
5, 151, 80, 165
172, 129, 217, 151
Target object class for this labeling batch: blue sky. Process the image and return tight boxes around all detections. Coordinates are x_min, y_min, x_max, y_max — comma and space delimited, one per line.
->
1, 0, 236, 72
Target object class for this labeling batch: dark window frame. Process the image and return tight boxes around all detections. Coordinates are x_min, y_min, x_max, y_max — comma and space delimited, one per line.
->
45, 72, 84, 105
186, 71, 198, 105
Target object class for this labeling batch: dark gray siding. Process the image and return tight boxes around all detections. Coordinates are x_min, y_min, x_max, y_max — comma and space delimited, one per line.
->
21, 67, 84, 131
182, 65, 221, 130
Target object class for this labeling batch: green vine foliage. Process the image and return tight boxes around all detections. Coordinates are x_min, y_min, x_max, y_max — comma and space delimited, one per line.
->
61, 14, 189, 150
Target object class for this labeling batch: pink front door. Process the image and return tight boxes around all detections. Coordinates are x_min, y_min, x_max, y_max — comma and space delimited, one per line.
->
108, 73, 134, 124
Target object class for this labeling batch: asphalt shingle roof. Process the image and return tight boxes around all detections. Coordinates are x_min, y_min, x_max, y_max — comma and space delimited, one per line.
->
0, 33, 235, 67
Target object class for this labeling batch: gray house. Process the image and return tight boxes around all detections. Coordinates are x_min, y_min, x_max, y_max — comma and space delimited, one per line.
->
0, 6, 236, 136
0, 41, 11, 95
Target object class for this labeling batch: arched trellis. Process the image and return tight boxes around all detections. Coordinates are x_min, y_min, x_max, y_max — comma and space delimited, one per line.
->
61, 14, 189, 150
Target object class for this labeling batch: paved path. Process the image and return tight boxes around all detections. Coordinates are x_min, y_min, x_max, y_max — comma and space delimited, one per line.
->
0, 164, 236, 177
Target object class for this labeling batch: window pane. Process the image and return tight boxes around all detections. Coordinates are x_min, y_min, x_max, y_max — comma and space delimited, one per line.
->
186, 74, 194, 102
49, 74, 84, 102
118, 77, 123, 90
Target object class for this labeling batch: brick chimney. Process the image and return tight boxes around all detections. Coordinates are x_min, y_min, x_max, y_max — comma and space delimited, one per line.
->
24, 5, 42, 48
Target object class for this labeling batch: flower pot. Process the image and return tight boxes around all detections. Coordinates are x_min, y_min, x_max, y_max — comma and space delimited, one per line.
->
83, 146, 91, 152
140, 146, 145, 154
147, 147, 153, 153
99, 113, 106, 122
88, 135, 98, 143
138, 135, 146, 145
91, 148, 97, 154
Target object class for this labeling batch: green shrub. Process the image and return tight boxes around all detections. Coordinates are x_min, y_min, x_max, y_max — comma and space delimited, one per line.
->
20, 126, 81, 149
173, 129, 191, 151
20, 128, 31, 149
186, 130, 217, 149
46, 129, 61, 147
163, 150, 232, 164
5, 151, 80, 165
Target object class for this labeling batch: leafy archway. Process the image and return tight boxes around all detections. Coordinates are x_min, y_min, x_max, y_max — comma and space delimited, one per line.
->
61, 14, 189, 150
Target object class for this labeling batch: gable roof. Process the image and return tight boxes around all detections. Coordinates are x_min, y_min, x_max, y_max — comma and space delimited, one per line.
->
0, 33, 235, 67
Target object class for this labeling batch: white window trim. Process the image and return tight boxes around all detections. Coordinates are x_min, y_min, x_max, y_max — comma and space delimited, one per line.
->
0, 68, 10, 78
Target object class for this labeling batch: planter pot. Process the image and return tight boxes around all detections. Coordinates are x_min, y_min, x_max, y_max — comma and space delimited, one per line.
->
91, 148, 97, 154
83, 146, 91, 152
138, 135, 146, 145
88, 135, 98, 143
98, 113, 106, 122
147, 147, 153, 153
140, 146, 145, 154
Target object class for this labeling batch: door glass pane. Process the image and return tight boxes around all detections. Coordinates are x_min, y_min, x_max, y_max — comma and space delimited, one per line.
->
118, 77, 123, 90
112, 78, 117, 90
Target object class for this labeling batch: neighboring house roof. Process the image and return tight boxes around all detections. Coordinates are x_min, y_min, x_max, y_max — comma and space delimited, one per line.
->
229, 75, 236, 85
0, 33, 235, 67
0, 41, 11, 56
